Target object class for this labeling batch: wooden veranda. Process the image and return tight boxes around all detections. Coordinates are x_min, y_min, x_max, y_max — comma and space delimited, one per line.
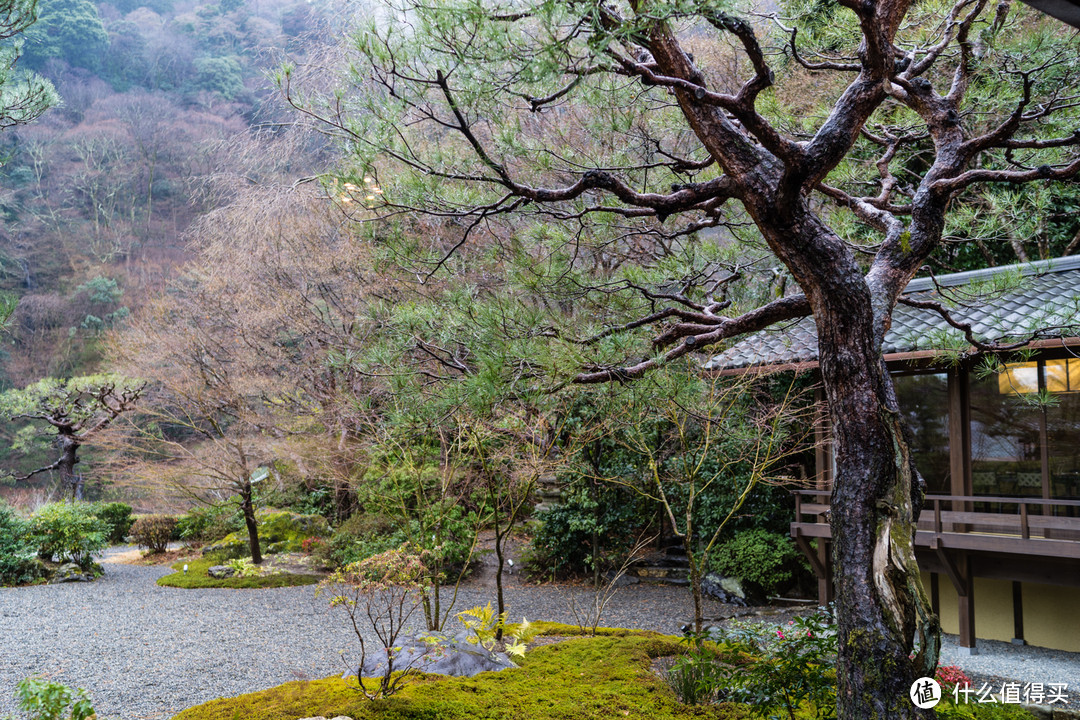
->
792, 491, 1080, 653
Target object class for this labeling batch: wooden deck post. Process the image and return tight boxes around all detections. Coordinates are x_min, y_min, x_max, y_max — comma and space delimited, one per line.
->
818, 539, 833, 605
947, 367, 972, 529
1011, 581, 1025, 646
930, 573, 940, 617
956, 554, 977, 655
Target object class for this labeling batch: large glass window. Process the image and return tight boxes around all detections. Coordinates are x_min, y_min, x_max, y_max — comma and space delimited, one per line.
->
894, 373, 950, 494
972, 358, 1079, 500
1046, 359, 1080, 501
970, 364, 1042, 498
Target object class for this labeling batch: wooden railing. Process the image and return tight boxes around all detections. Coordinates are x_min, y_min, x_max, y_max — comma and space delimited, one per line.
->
792, 490, 1080, 558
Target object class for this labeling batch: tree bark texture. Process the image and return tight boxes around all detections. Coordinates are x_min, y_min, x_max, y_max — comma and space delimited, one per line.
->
58, 433, 80, 501
815, 294, 939, 718
241, 481, 263, 565
760, 208, 940, 719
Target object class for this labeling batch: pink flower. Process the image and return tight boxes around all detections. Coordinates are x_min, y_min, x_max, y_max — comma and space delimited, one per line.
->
776, 630, 785, 639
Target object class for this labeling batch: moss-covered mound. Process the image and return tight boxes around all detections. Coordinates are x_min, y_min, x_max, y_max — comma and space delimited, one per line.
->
157, 558, 320, 589
171, 623, 1039, 720
172, 632, 750, 720
201, 510, 330, 560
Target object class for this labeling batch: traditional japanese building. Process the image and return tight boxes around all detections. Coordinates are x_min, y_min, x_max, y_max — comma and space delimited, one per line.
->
706, 254, 1080, 654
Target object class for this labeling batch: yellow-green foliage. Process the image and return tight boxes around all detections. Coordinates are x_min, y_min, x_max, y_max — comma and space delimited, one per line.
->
172, 634, 752, 720
457, 603, 541, 659
157, 559, 319, 589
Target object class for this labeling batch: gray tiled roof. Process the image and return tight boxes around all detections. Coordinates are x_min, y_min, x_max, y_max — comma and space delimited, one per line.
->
704, 255, 1080, 371
1020, 0, 1080, 27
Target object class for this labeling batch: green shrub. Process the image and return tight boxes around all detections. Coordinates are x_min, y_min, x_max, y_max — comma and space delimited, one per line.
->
664, 636, 727, 705
708, 530, 807, 598
28, 503, 109, 567
174, 503, 243, 542
8, 676, 95, 720
327, 512, 404, 567
0, 502, 39, 586
130, 515, 177, 553
526, 485, 646, 579
89, 502, 133, 544
320, 546, 432, 699
256, 479, 339, 522
718, 610, 838, 719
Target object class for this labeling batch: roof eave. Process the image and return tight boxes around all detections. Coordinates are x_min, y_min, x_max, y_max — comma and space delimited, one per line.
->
1018, 0, 1080, 27
706, 336, 1080, 376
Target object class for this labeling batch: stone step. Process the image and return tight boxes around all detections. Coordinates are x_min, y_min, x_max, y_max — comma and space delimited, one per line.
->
633, 556, 691, 570
629, 565, 690, 580
637, 576, 691, 586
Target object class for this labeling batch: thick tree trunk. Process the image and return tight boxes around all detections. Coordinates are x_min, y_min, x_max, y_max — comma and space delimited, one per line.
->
241, 481, 263, 565
814, 291, 940, 719
747, 195, 943, 718
58, 435, 80, 502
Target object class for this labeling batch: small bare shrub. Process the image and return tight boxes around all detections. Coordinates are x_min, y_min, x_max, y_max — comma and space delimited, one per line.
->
130, 515, 176, 553
318, 545, 430, 699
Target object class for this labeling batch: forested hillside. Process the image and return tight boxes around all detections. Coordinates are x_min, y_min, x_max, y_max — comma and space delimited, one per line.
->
0, 0, 333, 485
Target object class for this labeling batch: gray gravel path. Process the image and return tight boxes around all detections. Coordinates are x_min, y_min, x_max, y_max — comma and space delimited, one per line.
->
3, 552, 1079, 719
940, 635, 1080, 708
0, 553, 719, 719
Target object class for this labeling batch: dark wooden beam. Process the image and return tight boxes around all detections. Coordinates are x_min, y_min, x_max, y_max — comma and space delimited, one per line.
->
818, 539, 833, 605
916, 550, 1080, 588
794, 532, 827, 578
917, 529, 1080, 559
958, 571, 977, 654
1012, 581, 1025, 646
934, 544, 967, 595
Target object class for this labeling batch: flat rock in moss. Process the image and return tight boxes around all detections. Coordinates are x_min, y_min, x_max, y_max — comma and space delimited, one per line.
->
347, 631, 517, 680
203, 511, 330, 559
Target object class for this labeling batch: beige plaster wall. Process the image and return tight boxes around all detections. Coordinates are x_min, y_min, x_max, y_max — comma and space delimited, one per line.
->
923, 572, 1080, 653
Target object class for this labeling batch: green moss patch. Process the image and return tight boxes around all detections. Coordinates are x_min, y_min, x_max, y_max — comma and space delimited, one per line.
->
157, 558, 320, 589
170, 627, 1040, 720
201, 511, 330, 560
172, 634, 751, 720
525, 621, 660, 638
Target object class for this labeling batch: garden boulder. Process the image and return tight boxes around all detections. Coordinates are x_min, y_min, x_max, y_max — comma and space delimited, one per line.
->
701, 572, 749, 605
52, 562, 91, 583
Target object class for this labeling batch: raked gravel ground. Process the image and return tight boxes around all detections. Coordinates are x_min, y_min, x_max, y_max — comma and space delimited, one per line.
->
2, 549, 1079, 719
0, 550, 729, 719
